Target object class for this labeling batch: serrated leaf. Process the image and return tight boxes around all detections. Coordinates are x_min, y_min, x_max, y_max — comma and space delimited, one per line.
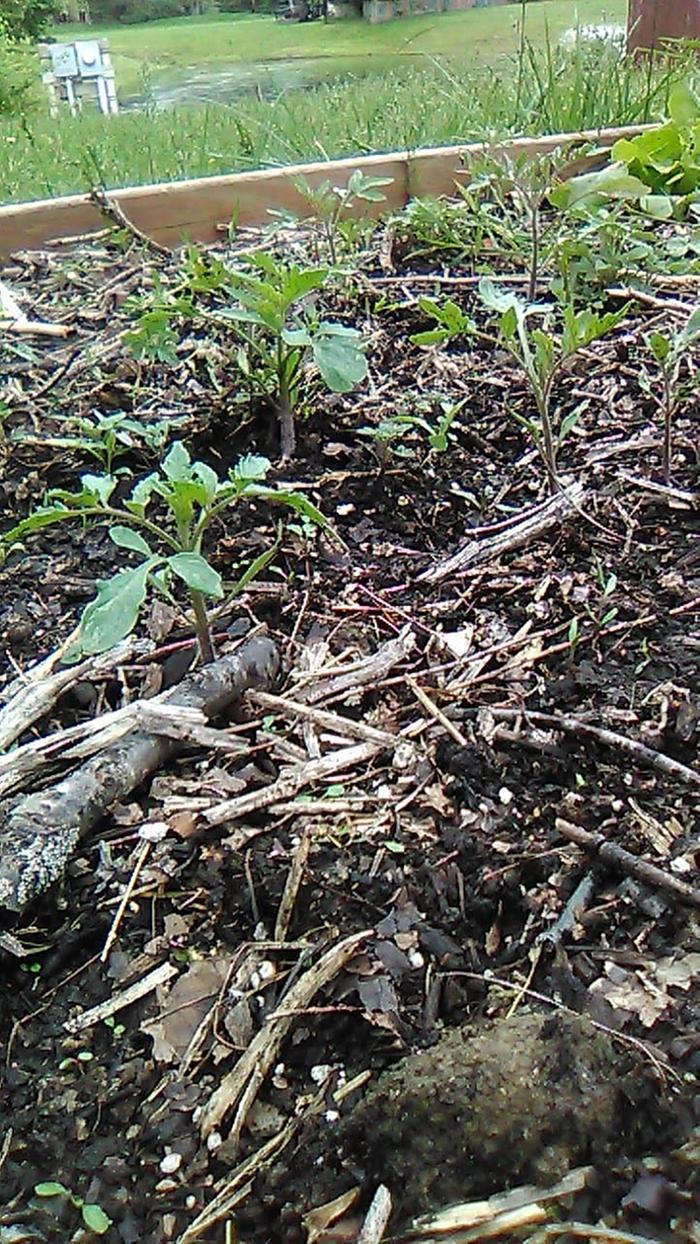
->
109, 526, 153, 556
77, 560, 157, 656
168, 552, 223, 599
81, 1204, 113, 1235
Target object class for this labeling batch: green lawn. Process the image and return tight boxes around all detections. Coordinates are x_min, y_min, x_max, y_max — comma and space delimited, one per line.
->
54, 0, 628, 96
5, 0, 686, 207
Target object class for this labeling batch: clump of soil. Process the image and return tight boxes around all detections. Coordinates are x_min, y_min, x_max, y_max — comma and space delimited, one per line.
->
326, 1010, 677, 1227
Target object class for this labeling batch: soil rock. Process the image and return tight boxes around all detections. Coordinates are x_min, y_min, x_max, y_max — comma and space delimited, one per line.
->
335, 1009, 677, 1225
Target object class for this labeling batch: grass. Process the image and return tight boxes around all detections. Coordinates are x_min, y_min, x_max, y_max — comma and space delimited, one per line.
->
55, 0, 628, 96
1, 0, 694, 206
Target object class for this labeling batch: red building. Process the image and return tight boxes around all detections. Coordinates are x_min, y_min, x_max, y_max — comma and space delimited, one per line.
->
627, 0, 700, 52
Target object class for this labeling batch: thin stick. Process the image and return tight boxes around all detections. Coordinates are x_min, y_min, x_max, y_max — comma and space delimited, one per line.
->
407, 677, 469, 747
90, 186, 171, 255
198, 929, 370, 1142
274, 829, 312, 943
463, 706, 700, 788
64, 962, 177, 1035
100, 839, 152, 963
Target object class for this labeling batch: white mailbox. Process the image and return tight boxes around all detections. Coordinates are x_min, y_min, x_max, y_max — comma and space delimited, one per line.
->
39, 39, 118, 116
74, 41, 103, 77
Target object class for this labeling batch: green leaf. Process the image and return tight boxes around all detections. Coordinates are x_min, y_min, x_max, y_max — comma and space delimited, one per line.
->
77, 560, 157, 656
125, 472, 159, 516
81, 1204, 113, 1235
232, 454, 271, 485
162, 441, 192, 482
168, 552, 223, 599
669, 81, 700, 128
81, 474, 118, 507
35, 1183, 70, 1199
549, 163, 648, 210
109, 526, 153, 556
1, 505, 74, 547
640, 194, 674, 220
193, 461, 220, 503
411, 329, 450, 347
281, 267, 329, 306
559, 403, 586, 441
649, 330, 671, 363
282, 327, 312, 348
313, 326, 367, 392
676, 304, 700, 351
478, 277, 522, 316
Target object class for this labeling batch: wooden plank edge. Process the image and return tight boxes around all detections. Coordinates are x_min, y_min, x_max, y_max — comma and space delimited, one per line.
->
0, 124, 648, 258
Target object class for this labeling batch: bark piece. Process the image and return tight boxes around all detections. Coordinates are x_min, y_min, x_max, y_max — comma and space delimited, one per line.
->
0, 637, 279, 912
419, 482, 585, 585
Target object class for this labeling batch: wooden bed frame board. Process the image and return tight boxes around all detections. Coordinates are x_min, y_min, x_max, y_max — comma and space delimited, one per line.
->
0, 124, 645, 259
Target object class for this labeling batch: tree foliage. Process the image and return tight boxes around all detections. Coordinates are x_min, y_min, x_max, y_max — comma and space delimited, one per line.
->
2, 0, 56, 41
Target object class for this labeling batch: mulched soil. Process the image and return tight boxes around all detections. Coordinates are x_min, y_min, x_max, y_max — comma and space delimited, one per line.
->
0, 203, 698, 1244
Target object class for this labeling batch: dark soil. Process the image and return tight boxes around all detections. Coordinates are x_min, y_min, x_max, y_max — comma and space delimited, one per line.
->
0, 208, 698, 1244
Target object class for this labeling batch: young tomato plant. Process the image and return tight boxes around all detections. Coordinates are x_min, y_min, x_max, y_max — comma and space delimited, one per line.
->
219, 253, 367, 459
3, 442, 326, 664
479, 279, 626, 492
641, 305, 700, 483
295, 169, 393, 264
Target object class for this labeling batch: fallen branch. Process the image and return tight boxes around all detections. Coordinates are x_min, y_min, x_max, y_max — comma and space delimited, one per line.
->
198, 928, 370, 1142
64, 961, 177, 1035
0, 636, 279, 912
404, 1167, 592, 1243
419, 482, 585, 585
249, 689, 395, 745
555, 818, 700, 911
608, 285, 694, 315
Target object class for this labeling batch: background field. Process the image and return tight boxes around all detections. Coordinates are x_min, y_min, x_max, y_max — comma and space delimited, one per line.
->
3, 0, 693, 206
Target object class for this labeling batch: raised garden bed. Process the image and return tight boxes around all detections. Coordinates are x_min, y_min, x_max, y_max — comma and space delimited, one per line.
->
0, 124, 698, 1244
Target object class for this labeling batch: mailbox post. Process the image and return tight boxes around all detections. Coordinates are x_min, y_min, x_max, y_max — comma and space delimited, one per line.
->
38, 40, 119, 116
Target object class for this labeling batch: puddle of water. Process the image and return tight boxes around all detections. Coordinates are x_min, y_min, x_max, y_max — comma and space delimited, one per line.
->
121, 53, 400, 110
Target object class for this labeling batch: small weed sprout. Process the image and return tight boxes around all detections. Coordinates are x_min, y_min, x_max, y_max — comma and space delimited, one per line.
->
2, 442, 327, 663
295, 169, 393, 264
358, 397, 465, 465
410, 297, 474, 348
641, 304, 700, 482
568, 561, 618, 655
13, 411, 179, 476
479, 279, 626, 492
34, 1182, 112, 1236
220, 252, 367, 459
